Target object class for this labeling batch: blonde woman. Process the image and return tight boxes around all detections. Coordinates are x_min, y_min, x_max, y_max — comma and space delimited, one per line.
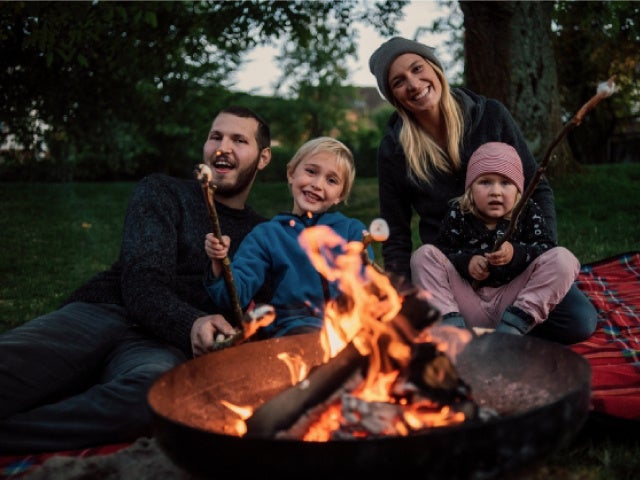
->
369, 36, 596, 344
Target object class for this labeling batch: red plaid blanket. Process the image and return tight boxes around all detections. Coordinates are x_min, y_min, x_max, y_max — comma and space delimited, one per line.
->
2, 251, 639, 477
570, 251, 640, 420
0, 443, 130, 478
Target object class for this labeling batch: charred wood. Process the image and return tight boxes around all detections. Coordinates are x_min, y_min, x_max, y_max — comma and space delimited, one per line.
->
244, 341, 368, 438
245, 288, 463, 439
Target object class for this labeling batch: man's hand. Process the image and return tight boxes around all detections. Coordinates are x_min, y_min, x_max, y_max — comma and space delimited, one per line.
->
191, 314, 238, 357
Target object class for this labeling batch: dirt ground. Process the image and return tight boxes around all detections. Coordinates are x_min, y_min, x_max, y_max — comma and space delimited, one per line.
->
22, 437, 200, 480
19, 434, 591, 480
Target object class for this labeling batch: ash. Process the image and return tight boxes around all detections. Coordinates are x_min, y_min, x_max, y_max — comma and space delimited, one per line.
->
473, 374, 554, 415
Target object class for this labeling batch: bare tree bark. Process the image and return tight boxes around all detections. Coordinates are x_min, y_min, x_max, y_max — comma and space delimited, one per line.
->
460, 1, 575, 174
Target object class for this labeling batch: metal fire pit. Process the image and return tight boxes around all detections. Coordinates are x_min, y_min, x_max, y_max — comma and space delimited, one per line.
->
148, 332, 590, 480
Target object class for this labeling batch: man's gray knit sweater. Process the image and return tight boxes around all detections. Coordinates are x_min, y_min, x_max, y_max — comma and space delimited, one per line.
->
64, 173, 267, 356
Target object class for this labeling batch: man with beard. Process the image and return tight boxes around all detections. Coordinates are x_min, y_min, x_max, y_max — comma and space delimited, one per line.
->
0, 106, 272, 453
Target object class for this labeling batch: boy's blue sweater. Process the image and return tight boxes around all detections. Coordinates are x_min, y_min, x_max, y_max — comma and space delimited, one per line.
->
204, 211, 372, 337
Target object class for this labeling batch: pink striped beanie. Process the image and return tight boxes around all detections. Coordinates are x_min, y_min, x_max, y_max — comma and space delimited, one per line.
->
465, 142, 524, 193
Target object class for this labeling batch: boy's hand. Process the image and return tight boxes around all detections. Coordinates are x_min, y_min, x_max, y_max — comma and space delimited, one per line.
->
204, 233, 230, 260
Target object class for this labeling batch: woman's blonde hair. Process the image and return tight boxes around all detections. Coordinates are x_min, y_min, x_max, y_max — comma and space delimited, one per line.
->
286, 136, 356, 204
392, 61, 464, 185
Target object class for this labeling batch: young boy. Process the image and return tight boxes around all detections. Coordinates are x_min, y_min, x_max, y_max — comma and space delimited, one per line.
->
409, 142, 580, 338
204, 136, 373, 338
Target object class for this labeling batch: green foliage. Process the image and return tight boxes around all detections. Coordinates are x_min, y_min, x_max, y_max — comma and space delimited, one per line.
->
339, 126, 381, 178
552, 163, 640, 263
422, 1, 465, 84
262, 144, 296, 183
0, 1, 408, 181
0, 182, 135, 330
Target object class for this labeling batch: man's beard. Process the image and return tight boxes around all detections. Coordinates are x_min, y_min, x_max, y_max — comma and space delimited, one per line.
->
214, 156, 260, 199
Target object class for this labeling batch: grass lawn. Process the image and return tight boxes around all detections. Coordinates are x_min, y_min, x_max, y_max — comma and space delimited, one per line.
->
1, 163, 639, 477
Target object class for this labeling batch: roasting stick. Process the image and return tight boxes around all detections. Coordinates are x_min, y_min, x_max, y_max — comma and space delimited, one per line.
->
194, 161, 245, 338
471, 76, 616, 290
491, 76, 616, 255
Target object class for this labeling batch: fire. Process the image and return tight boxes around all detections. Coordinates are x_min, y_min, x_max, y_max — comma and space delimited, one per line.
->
276, 352, 309, 384
222, 224, 473, 440
294, 225, 471, 439
298, 225, 403, 360
220, 400, 253, 436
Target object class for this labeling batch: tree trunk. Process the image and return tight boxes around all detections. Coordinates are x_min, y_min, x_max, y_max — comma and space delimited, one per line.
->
460, 1, 575, 175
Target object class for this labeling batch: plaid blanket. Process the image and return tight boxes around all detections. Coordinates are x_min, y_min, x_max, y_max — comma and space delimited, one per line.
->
2, 251, 639, 478
0, 443, 130, 478
570, 251, 640, 420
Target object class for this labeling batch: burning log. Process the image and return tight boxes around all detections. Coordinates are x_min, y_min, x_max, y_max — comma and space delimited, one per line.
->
244, 337, 368, 438
244, 285, 473, 439
395, 341, 473, 406
255, 338, 478, 441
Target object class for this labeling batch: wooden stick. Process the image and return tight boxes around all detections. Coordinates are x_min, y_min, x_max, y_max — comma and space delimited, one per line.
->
472, 76, 616, 289
195, 165, 245, 328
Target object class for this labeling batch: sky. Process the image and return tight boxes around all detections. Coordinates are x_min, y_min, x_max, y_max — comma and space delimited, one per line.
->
232, 0, 458, 95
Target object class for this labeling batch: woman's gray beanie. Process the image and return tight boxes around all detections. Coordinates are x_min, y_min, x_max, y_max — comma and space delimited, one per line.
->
368, 36, 443, 102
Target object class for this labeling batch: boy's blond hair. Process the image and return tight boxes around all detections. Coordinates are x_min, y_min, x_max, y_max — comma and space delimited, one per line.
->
286, 137, 356, 204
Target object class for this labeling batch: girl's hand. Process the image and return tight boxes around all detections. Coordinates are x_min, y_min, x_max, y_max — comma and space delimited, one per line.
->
468, 254, 489, 281
485, 241, 513, 266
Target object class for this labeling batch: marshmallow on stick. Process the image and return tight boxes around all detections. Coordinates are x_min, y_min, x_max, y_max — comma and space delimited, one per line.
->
362, 218, 390, 273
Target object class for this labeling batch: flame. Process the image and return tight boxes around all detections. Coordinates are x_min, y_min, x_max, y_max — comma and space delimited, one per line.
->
277, 352, 309, 384
221, 224, 470, 440
295, 225, 468, 439
298, 225, 403, 364
221, 400, 253, 436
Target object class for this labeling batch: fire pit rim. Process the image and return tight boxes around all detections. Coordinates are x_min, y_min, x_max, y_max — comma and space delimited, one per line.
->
148, 332, 591, 479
